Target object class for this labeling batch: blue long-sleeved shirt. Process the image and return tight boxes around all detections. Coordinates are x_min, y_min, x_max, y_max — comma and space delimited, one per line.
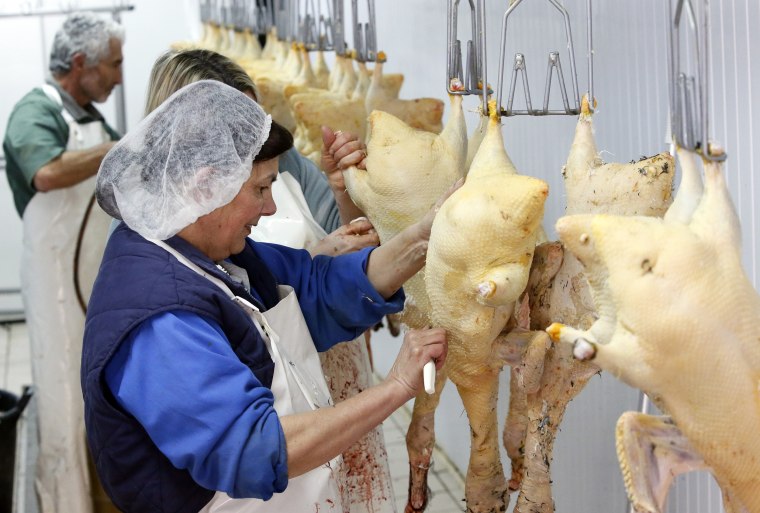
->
104, 242, 403, 499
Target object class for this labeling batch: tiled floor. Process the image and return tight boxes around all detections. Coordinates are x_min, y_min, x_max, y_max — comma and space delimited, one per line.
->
1, 321, 30, 401
1, 320, 38, 513
0, 320, 466, 512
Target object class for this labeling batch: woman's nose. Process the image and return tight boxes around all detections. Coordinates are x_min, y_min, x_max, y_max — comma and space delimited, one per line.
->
262, 194, 277, 216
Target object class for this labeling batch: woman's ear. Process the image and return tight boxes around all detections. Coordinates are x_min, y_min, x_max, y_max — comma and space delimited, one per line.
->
191, 167, 218, 203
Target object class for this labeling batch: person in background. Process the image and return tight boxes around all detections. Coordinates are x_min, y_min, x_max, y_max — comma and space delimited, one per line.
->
1, 11, 124, 513
144, 48, 374, 256
82, 80, 451, 512
141, 48, 396, 511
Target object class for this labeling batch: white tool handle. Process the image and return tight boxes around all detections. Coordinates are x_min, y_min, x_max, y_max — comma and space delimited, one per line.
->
423, 360, 436, 395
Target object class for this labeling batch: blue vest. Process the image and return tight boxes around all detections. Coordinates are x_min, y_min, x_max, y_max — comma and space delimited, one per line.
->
82, 224, 280, 513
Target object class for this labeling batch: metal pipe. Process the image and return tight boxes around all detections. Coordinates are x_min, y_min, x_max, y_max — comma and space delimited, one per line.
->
497, 0, 523, 115
111, 9, 127, 135
587, 0, 594, 109
478, 0, 487, 111
333, 0, 345, 55
447, 0, 457, 85
351, 0, 360, 58
367, 0, 377, 60
548, 0, 580, 111
0, 4, 134, 18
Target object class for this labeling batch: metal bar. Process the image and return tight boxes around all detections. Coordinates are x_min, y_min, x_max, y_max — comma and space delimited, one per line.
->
447, 0, 489, 97
0, 4, 135, 18
39, 16, 47, 82
587, 0, 594, 110
367, 0, 377, 60
669, 0, 725, 160
547, 0, 580, 112
333, 0, 346, 54
554, 52, 571, 112
668, 0, 677, 143
349, 0, 378, 61
542, 51, 570, 114
701, 0, 722, 160
478, 0, 487, 111
351, 0, 360, 58
498, 110, 580, 116
465, 39, 475, 90
468, 0, 478, 83
506, 53, 534, 115
497, 0, 524, 114
111, 9, 127, 135
447, 0, 457, 85
506, 56, 519, 114
543, 53, 555, 113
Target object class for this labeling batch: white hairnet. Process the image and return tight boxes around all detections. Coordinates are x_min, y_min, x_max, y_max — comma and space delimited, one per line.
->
97, 80, 272, 240
49, 11, 125, 74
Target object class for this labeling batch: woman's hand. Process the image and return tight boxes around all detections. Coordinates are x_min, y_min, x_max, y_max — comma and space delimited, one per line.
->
309, 217, 379, 257
280, 327, 447, 478
320, 126, 368, 225
385, 328, 448, 400
321, 126, 367, 192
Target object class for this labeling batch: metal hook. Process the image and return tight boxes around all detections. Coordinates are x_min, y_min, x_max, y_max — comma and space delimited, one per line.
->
506, 53, 532, 115
351, 0, 378, 61
496, 0, 593, 117
668, 0, 725, 160
446, 0, 488, 101
332, 0, 347, 55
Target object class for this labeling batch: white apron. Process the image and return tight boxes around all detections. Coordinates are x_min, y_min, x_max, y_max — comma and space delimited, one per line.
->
20, 84, 113, 513
148, 240, 343, 512
249, 170, 397, 513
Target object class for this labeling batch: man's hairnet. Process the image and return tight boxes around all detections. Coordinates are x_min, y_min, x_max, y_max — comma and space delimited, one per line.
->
97, 80, 272, 240
49, 11, 125, 74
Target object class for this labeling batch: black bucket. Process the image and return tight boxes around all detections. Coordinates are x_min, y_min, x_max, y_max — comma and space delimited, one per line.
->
0, 386, 33, 513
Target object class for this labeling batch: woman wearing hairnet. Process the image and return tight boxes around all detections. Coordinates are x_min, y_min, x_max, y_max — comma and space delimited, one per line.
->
139, 48, 397, 512
81, 80, 451, 513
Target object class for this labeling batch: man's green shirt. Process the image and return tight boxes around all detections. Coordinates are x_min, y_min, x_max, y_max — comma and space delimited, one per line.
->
3, 85, 119, 217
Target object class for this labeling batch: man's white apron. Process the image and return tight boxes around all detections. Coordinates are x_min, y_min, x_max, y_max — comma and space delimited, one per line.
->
20, 84, 112, 513
150, 240, 343, 512
249, 172, 397, 512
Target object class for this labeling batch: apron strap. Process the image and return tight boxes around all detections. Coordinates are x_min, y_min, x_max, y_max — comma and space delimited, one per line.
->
40, 84, 76, 125
146, 238, 330, 411
146, 238, 237, 298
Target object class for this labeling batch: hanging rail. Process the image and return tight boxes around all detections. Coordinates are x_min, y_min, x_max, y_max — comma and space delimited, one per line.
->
495, 0, 594, 117
668, 0, 725, 161
0, 4, 134, 18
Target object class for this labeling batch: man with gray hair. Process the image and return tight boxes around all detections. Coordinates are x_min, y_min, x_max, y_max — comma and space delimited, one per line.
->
2, 11, 124, 513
